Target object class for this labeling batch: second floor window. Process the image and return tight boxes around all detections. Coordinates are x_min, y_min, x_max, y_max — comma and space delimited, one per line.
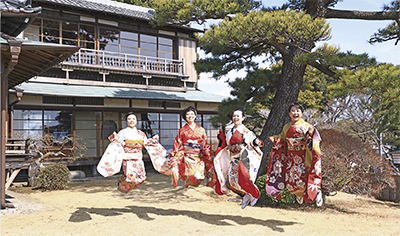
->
24, 16, 175, 60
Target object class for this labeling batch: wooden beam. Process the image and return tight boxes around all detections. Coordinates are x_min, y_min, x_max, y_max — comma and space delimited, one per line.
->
5, 169, 21, 190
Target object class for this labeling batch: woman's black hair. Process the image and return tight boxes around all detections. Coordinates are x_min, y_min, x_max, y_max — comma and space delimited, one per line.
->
288, 102, 305, 113
233, 108, 245, 117
123, 112, 136, 121
182, 105, 197, 122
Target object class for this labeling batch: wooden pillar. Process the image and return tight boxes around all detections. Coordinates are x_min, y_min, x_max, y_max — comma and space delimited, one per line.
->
1, 40, 22, 209
1, 72, 8, 208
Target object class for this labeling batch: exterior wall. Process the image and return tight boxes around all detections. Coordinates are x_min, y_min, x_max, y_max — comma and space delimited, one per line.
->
197, 102, 219, 111
10, 94, 42, 106
104, 99, 129, 108
181, 101, 196, 108
131, 99, 148, 109
179, 36, 197, 82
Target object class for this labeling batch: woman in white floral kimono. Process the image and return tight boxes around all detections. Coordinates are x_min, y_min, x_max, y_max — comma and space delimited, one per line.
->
213, 109, 264, 209
97, 112, 171, 193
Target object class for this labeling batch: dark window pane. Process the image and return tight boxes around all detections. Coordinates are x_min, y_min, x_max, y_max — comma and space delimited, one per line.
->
62, 21, 78, 32
43, 28, 59, 37
81, 41, 95, 49
99, 27, 119, 44
62, 21, 78, 45
79, 24, 95, 43
43, 111, 73, 131
43, 19, 59, 29
63, 39, 78, 46
138, 113, 158, 137
102, 120, 118, 139
43, 36, 60, 44
31, 17, 41, 27
99, 43, 119, 52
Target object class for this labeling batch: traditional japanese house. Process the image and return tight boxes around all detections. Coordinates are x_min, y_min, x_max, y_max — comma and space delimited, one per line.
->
1, 0, 79, 208
8, 0, 226, 176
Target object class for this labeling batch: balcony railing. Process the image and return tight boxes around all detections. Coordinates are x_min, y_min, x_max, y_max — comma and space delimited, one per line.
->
61, 48, 185, 76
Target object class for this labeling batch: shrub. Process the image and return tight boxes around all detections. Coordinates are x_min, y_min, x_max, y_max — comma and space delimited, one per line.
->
320, 129, 396, 198
37, 163, 69, 190
255, 174, 295, 205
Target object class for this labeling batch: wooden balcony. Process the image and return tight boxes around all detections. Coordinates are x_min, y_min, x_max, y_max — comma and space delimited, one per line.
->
60, 48, 185, 77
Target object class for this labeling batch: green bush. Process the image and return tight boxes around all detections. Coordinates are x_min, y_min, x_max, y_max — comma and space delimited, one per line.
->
255, 174, 296, 205
37, 163, 69, 190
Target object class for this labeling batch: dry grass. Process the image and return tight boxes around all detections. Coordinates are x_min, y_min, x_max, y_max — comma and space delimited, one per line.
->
2, 174, 400, 236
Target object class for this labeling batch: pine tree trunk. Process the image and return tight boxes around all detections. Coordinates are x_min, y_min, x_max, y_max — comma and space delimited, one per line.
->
257, 44, 312, 177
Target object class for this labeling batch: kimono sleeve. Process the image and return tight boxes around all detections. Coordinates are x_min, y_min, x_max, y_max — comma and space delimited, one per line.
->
97, 140, 124, 177
242, 128, 263, 182
143, 134, 170, 175
169, 128, 183, 157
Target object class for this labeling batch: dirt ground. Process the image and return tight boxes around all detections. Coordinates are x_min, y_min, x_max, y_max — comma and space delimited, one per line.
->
1, 173, 399, 236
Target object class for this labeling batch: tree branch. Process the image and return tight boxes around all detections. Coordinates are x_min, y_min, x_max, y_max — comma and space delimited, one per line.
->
307, 59, 339, 79
323, 8, 400, 21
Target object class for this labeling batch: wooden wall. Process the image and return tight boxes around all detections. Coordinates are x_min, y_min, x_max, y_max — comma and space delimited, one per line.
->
378, 175, 400, 202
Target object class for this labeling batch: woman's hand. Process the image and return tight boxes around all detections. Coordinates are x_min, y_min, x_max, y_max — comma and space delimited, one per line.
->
254, 138, 263, 146
308, 126, 315, 137
268, 137, 274, 142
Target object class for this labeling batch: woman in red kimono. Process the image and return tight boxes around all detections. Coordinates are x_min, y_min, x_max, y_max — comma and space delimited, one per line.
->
169, 106, 215, 188
266, 102, 323, 206
213, 109, 264, 209
97, 112, 172, 193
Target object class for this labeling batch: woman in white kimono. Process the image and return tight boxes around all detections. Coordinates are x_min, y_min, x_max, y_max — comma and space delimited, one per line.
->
213, 109, 264, 209
97, 112, 171, 193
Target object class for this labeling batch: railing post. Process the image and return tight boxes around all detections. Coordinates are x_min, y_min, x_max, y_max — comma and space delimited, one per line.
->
101, 51, 104, 67
181, 58, 185, 75
63, 49, 188, 76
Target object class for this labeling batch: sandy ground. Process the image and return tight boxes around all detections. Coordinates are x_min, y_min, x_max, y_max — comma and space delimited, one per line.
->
1, 173, 399, 236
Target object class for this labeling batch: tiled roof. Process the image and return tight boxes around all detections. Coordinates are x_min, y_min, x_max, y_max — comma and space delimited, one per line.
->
36, 0, 155, 20
1, 0, 42, 14
1, 34, 79, 88
14, 82, 227, 103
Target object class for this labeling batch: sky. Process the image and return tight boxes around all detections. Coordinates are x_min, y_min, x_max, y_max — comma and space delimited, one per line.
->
197, 0, 400, 97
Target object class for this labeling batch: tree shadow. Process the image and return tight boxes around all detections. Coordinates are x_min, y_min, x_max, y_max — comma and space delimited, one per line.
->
69, 205, 297, 232
356, 198, 400, 209
67, 173, 230, 204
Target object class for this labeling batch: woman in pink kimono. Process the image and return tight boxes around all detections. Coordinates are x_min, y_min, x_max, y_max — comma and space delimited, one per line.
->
266, 102, 323, 206
213, 109, 264, 209
97, 112, 171, 193
168, 106, 215, 188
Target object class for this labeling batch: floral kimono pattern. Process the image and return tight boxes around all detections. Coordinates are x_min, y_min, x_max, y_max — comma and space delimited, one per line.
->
97, 127, 170, 193
169, 123, 216, 188
266, 119, 322, 203
213, 124, 263, 201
